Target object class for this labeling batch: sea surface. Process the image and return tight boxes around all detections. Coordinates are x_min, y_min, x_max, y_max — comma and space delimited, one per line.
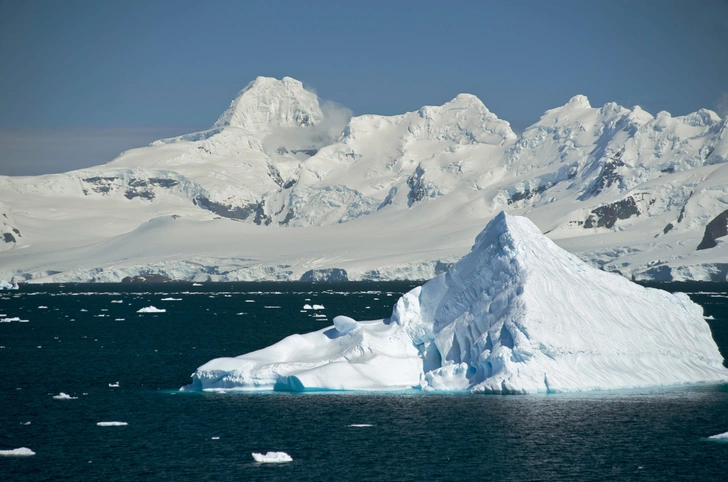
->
1, 281, 727, 481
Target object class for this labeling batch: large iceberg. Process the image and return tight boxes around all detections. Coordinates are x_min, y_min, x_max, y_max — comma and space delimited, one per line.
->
184, 212, 728, 394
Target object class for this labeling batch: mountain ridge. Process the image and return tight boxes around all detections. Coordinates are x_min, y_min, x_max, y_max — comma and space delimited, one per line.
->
1, 76, 726, 283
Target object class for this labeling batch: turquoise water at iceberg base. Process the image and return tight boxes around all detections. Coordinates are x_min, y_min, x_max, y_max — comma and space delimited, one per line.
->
1, 281, 728, 481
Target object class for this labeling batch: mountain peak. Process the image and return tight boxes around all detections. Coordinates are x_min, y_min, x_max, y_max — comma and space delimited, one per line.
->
567, 94, 592, 109
213, 76, 323, 133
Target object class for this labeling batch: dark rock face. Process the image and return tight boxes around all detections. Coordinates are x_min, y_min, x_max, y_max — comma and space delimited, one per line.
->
121, 274, 173, 283
83, 176, 119, 194
584, 196, 640, 229
697, 210, 728, 250
299, 268, 349, 282
3, 232, 16, 243
581, 149, 625, 199
407, 165, 427, 206
508, 183, 550, 204
193, 196, 272, 225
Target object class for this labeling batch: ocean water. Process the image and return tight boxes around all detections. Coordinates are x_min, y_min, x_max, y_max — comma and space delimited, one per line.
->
1, 281, 727, 481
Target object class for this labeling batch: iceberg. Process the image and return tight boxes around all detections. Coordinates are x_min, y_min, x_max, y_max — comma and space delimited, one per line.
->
251, 451, 292, 463
184, 212, 728, 394
0, 280, 19, 290
137, 306, 165, 313
0, 448, 35, 456
52, 392, 77, 400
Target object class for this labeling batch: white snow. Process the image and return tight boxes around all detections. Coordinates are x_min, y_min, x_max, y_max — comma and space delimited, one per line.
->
52, 392, 77, 400
137, 306, 165, 313
251, 451, 292, 463
708, 431, 728, 441
184, 213, 728, 394
0, 447, 35, 456
97, 421, 127, 426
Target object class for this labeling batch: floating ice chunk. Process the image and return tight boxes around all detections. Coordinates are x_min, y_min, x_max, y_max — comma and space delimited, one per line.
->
38, 306, 48, 309
80, 309, 88, 312
312, 314, 327, 319
312, 304, 325, 310
211, 436, 220, 440
161, 298, 182, 301
111, 300, 123, 303
0, 280, 19, 290
0, 447, 35, 456
251, 451, 292, 463
302, 304, 313, 310
348, 424, 374, 427
6, 317, 21, 321
53, 392, 77, 400
708, 431, 728, 441
192, 283, 203, 286
333, 315, 358, 334
137, 306, 165, 313
21, 421, 31, 425
704, 315, 715, 320
97, 421, 127, 426
108, 382, 120, 387
264, 306, 281, 309
115, 318, 125, 321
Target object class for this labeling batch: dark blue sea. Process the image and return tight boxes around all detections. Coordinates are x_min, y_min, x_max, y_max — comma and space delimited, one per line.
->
1, 281, 727, 481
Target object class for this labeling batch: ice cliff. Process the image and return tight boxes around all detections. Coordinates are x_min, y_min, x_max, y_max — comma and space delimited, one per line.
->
185, 212, 728, 394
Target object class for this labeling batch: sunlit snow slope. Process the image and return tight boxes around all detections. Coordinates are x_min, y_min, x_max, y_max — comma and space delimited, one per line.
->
185, 213, 728, 393
1, 76, 727, 282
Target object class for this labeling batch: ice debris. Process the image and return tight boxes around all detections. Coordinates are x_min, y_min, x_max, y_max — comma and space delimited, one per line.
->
0, 447, 35, 456
251, 451, 292, 463
52, 392, 77, 400
97, 421, 128, 426
137, 306, 165, 313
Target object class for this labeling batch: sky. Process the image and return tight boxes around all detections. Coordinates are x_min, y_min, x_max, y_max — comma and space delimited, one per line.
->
1, 0, 727, 175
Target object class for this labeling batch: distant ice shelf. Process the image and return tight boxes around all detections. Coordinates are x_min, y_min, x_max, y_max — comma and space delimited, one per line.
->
183, 212, 728, 394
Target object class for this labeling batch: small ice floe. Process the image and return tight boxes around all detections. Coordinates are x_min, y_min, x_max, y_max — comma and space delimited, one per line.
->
97, 421, 127, 427
0, 447, 35, 456
707, 431, 728, 442
20, 421, 31, 425
192, 283, 203, 287
52, 392, 77, 400
108, 382, 120, 388
251, 451, 292, 463
264, 306, 281, 309
161, 297, 182, 301
5, 317, 22, 322
115, 318, 125, 321
211, 436, 220, 440
312, 314, 327, 319
347, 424, 374, 428
245, 300, 255, 303
80, 309, 88, 312
38, 306, 48, 309
302, 304, 313, 310
111, 300, 123, 303
137, 306, 166, 313
704, 315, 716, 320
312, 304, 325, 310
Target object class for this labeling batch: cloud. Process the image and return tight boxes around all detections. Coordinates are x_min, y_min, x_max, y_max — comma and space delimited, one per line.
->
262, 99, 353, 153
716, 92, 728, 118
0, 125, 206, 176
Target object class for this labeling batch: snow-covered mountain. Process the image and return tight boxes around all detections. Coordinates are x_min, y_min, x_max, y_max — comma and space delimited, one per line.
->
1, 76, 727, 283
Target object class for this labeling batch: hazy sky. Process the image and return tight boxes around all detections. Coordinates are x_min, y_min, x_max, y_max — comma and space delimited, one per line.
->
1, 0, 727, 175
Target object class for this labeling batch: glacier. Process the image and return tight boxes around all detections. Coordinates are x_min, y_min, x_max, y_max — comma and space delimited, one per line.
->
1, 76, 727, 284
184, 213, 728, 394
